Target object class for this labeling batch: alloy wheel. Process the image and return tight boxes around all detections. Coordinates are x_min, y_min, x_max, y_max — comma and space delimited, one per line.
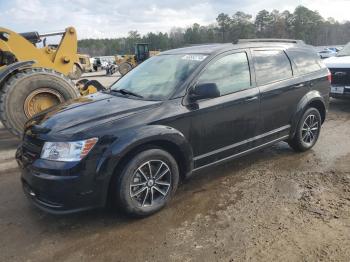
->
129, 160, 172, 207
301, 114, 319, 145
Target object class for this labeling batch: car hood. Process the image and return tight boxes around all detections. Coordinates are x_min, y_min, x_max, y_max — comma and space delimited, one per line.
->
30, 92, 162, 134
324, 56, 350, 68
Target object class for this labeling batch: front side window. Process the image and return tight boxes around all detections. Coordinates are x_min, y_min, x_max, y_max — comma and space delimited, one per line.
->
197, 52, 251, 96
253, 50, 293, 86
111, 54, 205, 100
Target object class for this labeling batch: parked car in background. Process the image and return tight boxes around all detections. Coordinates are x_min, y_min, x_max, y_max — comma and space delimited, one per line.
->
17, 40, 330, 217
92, 57, 102, 71
92, 56, 116, 71
327, 47, 341, 53
100, 56, 116, 69
318, 49, 337, 59
324, 43, 350, 98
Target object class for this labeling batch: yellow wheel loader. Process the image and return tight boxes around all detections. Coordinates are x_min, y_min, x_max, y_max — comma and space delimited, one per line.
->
116, 43, 160, 75
0, 27, 102, 137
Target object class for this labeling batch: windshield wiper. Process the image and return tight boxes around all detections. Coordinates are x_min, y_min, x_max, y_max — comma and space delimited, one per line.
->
111, 89, 143, 98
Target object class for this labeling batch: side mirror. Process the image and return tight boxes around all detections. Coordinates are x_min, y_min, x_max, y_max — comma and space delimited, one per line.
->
189, 83, 220, 101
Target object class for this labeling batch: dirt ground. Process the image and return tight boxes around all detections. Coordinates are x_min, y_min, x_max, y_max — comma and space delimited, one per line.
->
0, 94, 349, 262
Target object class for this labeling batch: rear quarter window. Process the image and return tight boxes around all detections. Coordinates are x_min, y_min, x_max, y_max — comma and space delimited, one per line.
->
253, 50, 293, 86
286, 50, 322, 75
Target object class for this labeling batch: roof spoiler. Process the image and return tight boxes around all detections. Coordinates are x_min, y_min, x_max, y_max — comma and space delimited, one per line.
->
238, 39, 305, 44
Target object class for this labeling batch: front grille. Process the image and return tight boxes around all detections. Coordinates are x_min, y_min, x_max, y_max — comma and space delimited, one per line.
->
22, 133, 44, 163
330, 68, 350, 86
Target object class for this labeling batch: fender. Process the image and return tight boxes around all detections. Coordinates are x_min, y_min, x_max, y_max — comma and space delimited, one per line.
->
290, 90, 327, 138
96, 125, 194, 180
0, 60, 35, 85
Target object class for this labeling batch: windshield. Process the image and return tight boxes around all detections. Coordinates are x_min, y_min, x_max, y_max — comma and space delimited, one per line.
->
336, 43, 350, 57
111, 54, 207, 100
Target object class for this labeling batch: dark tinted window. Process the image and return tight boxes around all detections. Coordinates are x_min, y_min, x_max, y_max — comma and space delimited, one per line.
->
287, 50, 322, 75
197, 52, 251, 96
253, 50, 293, 86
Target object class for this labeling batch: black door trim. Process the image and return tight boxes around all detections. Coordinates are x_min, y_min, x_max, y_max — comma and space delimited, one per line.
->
193, 124, 290, 161
193, 134, 289, 172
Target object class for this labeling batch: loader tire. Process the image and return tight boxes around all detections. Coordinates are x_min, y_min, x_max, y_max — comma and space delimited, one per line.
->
118, 62, 133, 76
0, 68, 78, 137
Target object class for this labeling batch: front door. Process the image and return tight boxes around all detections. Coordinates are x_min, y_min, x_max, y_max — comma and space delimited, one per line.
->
188, 51, 260, 169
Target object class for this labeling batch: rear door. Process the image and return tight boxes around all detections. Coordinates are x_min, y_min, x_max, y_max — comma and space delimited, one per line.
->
252, 48, 306, 143
188, 50, 260, 168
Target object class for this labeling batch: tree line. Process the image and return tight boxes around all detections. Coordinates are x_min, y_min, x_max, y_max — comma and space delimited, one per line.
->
78, 5, 350, 56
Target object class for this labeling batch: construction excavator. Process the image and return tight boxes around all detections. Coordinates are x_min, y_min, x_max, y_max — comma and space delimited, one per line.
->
0, 26, 103, 137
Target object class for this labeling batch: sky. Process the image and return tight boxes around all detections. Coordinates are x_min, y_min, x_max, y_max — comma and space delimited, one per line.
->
1, 0, 350, 39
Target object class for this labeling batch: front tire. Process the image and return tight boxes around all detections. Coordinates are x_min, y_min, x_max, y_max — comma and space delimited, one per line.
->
288, 107, 322, 152
113, 148, 179, 217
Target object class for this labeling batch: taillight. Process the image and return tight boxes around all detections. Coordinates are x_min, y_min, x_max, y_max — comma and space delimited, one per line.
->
327, 69, 332, 83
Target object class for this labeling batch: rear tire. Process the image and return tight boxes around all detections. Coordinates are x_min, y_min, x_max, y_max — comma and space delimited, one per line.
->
0, 68, 78, 137
113, 148, 179, 217
288, 107, 322, 152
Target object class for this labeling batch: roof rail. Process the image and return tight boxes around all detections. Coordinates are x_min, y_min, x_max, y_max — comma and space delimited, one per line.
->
238, 39, 305, 44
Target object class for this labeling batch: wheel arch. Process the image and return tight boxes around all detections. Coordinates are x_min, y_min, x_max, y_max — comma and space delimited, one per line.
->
308, 99, 326, 123
113, 139, 192, 181
97, 126, 194, 206
290, 91, 327, 138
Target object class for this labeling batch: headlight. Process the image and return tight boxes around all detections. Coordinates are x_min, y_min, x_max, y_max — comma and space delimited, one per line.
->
41, 138, 98, 162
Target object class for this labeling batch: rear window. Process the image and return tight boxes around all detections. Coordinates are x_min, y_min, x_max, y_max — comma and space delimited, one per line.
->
287, 50, 322, 75
253, 50, 293, 86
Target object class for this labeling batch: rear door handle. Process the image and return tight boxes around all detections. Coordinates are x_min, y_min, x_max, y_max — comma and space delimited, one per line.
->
244, 96, 259, 102
294, 83, 305, 88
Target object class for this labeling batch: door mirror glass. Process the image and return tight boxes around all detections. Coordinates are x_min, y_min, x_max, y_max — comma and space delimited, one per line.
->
190, 83, 220, 101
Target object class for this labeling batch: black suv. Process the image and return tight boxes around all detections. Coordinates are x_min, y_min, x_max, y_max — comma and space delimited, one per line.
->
17, 40, 330, 216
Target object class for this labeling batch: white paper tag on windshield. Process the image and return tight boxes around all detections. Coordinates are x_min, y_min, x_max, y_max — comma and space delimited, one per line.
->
181, 55, 207, 61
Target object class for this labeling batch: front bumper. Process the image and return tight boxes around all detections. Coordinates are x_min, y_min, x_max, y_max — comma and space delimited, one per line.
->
17, 147, 107, 214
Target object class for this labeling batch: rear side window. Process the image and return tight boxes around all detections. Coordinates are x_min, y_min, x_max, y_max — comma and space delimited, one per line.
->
253, 50, 293, 86
287, 50, 322, 75
197, 52, 251, 96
